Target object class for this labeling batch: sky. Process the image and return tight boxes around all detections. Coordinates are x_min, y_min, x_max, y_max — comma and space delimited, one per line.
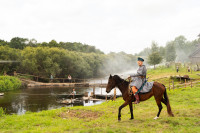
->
0, 0, 200, 54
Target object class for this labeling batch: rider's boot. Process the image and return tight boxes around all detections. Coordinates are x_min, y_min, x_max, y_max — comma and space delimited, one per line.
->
133, 94, 140, 104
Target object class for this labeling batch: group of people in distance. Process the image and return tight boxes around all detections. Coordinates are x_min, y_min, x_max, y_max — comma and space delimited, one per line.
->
50, 74, 72, 82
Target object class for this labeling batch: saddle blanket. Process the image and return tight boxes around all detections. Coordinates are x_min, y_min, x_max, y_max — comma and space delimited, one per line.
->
139, 81, 154, 93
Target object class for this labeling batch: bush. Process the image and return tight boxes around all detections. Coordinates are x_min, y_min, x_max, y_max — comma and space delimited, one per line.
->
0, 76, 21, 92
0, 107, 5, 117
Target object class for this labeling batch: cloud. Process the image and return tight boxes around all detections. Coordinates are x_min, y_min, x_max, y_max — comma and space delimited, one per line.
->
0, 0, 200, 54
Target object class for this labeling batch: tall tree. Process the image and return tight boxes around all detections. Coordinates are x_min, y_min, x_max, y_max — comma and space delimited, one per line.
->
147, 42, 162, 69
9, 37, 28, 49
0, 39, 8, 46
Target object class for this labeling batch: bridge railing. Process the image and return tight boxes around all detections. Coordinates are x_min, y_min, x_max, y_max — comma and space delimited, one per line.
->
15, 72, 107, 85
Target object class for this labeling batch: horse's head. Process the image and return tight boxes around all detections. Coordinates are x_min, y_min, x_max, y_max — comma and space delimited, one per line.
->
106, 74, 116, 93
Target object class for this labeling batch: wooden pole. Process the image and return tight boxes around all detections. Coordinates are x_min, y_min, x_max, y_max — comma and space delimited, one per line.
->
114, 88, 116, 101
185, 79, 186, 88
172, 80, 174, 91
93, 87, 96, 98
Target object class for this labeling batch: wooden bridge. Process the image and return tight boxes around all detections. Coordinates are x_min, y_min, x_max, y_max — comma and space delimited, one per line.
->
16, 73, 107, 87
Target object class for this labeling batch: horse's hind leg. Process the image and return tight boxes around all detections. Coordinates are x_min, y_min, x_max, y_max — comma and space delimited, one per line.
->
129, 103, 134, 120
161, 98, 167, 106
154, 100, 163, 120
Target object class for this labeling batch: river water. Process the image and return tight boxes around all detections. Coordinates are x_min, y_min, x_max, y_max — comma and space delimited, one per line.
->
0, 86, 121, 115
0, 69, 137, 115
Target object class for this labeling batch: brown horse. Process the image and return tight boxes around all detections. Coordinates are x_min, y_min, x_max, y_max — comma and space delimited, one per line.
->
106, 75, 174, 121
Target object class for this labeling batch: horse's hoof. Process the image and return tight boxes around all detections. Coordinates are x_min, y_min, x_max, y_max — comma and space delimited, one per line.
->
118, 118, 121, 121
154, 116, 159, 120
171, 114, 175, 117
129, 118, 134, 120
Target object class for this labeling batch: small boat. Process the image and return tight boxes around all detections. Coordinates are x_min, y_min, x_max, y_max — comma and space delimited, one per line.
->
0, 93, 4, 96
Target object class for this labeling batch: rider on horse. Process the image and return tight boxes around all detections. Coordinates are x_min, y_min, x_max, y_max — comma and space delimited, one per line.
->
129, 57, 146, 104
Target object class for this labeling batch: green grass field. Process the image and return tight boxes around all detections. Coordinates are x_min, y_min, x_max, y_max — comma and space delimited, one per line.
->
0, 67, 200, 133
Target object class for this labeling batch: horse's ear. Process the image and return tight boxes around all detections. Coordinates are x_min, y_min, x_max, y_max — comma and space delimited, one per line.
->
109, 74, 112, 78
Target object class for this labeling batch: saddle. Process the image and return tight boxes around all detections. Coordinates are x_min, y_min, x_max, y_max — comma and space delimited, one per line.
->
129, 78, 148, 96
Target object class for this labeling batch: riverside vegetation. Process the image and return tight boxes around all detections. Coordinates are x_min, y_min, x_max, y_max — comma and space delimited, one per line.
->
0, 76, 21, 92
1, 35, 200, 79
0, 38, 137, 79
0, 67, 199, 133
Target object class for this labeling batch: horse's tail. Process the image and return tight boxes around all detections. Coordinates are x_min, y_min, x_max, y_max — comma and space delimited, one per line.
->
162, 84, 174, 117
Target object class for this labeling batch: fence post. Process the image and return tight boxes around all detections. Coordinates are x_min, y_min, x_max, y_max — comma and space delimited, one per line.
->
114, 88, 116, 101
93, 87, 96, 98
185, 79, 186, 88
172, 80, 174, 91
169, 79, 170, 91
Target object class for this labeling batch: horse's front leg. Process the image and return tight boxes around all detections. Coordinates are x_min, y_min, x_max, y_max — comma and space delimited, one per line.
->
129, 103, 134, 120
118, 101, 129, 121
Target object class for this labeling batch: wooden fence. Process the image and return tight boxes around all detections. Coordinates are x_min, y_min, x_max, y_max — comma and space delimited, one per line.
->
154, 77, 200, 91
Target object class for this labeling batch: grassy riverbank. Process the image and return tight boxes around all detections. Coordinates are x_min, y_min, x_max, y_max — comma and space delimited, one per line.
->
0, 67, 200, 133
0, 86, 199, 132
0, 76, 21, 92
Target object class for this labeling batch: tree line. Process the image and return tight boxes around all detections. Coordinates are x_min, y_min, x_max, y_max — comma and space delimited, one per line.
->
0, 37, 137, 79
137, 35, 200, 68
0, 37, 104, 54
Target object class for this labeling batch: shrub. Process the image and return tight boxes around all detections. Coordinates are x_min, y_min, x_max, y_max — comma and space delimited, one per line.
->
0, 76, 21, 92
0, 107, 5, 117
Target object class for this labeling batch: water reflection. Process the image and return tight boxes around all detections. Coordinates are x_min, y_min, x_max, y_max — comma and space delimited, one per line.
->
0, 87, 121, 115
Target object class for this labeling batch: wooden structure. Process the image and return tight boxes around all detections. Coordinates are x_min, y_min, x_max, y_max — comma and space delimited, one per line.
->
189, 44, 200, 64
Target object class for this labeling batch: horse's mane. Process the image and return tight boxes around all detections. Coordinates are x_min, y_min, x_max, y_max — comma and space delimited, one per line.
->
113, 75, 129, 85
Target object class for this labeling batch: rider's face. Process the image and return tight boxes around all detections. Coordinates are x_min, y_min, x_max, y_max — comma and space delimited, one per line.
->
137, 61, 143, 66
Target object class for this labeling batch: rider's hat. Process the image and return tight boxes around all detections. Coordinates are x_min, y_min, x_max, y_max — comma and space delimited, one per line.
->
138, 57, 144, 62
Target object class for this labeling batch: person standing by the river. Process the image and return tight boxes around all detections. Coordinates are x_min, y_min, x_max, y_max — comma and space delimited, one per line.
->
68, 75, 72, 83
71, 88, 76, 99
176, 66, 179, 73
50, 74, 53, 82
72, 89, 76, 95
